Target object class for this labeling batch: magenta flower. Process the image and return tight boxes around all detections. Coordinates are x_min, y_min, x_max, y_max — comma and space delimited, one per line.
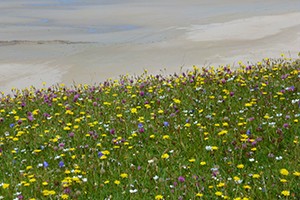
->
178, 176, 185, 183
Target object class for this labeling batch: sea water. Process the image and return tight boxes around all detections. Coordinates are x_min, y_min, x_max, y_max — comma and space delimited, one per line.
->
1, 0, 300, 44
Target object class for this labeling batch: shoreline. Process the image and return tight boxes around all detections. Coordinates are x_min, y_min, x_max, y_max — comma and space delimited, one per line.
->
1, 3, 300, 94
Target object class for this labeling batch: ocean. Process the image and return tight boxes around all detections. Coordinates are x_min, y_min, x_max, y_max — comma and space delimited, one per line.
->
1, 0, 300, 43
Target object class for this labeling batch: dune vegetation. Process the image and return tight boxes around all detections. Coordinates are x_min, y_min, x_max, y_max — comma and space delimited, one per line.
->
0, 55, 299, 199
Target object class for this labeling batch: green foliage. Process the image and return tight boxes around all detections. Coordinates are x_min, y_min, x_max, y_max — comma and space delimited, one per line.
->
0, 56, 299, 199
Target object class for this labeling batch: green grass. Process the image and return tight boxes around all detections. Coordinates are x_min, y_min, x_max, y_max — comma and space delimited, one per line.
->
0, 55, 299, 199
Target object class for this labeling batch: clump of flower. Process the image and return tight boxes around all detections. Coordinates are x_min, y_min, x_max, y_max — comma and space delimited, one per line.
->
0, 56, 299, 199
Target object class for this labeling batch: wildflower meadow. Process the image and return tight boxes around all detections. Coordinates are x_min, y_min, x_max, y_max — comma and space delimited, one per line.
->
0, 55, 299, 199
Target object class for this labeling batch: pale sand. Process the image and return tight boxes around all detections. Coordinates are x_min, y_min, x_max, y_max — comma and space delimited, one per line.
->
0, 0, 300, 94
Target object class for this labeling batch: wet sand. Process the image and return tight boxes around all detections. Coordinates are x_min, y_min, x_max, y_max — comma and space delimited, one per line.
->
1, 0, 300, 94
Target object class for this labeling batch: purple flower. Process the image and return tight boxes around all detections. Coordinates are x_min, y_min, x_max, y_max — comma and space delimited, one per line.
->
173, 181, 178, 187
248, 117, 255, 122
178, 176, 185, 183
69, 132, 75, 137
43, 113, 51, 118
138, 123, 145, 133
251, 141, 257, 146
287, 86, 295, 92
27, 115, 34, 122
138, 127, 145, 133
139, 91, 145, 96
110, 129, 115, 135
59, 143, 65, 148
283, 123, 289, 128
73, 94, 80, 102
64, 187, 71, 194
163, 121, 169, 127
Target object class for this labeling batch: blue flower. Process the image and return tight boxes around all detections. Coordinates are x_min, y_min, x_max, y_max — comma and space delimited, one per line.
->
246, 129, 251, 135
98, 152, 103, 158
138, 123, 143, 129
163, 121, 169, 127
59, 161, 65, 168
43, 161, 49, 168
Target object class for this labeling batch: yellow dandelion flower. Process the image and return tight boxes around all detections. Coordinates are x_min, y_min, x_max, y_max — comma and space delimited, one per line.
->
49, 190, 56, 195
2, 183, 9, 189
280, 179, 287, 183
150, 134, 155, 139
212, 146, 218, 150
200, 161, 206, 166
189, 158, 196, 163
252, 174, 260, 178
280, 168, 289, 176
29, 178, 36, 183
61, 194, 69, 199
102, 150, 110, 155
218, 130, 228, 136
222, 122, 229, 127
173, 98, 181, 104
114, 180, 120, 185
161, 153, 169, 159
131, 108, 137, 114
217, 182, 225, 187
120, 173, 128, 178
293, 171, 300, 176
184, 123, 191, 127
215, 191, 222, 196
155, 195, 164, 200
237, 164, 244, 169
163, 135, 170, 139
263, 115, 270, 119
196, 193, 203, 197
243, 185, 251, 190
158, 109, 164, 114
281, 190, 290, 196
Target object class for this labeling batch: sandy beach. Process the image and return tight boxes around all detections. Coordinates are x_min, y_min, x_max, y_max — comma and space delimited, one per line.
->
1, 0, 300, 94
